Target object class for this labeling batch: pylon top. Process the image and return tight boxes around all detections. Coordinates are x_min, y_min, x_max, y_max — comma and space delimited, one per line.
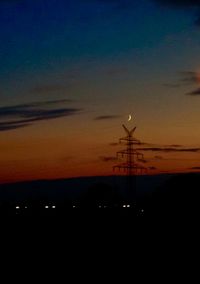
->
122, 124, 136, 137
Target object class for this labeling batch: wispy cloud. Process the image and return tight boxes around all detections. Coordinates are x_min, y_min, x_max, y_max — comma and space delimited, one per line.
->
186, 88, 200, 96
0, 99, 72, 118
99, 156, 118, 162
94, 115, 121, 121
164, 71, 200, 96
0, 123, 29, 132
149, 166, 157, 170
178, 71, 200, 95
179, 71, 200, 95
110, 141, 180, 148
0, 100, 82, 132
181, 71, 200, 84
189, 166, 200, 170
137, 147, 200, 153
109, 142, 119, 147
164, 71, 199, 88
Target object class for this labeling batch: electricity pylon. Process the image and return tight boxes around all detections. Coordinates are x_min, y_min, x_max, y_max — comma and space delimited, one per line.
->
113, 124, 147, 204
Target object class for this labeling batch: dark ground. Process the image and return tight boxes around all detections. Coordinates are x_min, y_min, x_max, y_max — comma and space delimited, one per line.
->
0, 173, 199, 217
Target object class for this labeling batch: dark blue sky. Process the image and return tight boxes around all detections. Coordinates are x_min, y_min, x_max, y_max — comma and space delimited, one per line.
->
0, 0, 193, 81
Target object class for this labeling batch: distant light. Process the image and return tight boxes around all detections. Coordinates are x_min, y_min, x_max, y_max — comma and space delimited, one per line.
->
52, 206, 56, 209
99, 205, 102, 208
25, 206, 28, 209
123, 205, 126, 208
73, 205, 76, 208
141, 209, 144, 213
127, 205, 131, 208
16, 206, 20, 210
45, 206, 49, 209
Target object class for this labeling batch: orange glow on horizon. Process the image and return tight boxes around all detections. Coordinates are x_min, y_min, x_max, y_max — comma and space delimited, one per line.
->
0, 160, 199, 184
1, 116, 200, 184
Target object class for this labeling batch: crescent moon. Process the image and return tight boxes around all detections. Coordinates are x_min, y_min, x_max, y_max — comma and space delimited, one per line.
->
128, 114, 132, 122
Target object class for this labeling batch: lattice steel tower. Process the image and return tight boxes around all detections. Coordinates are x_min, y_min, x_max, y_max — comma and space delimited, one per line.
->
113, 124, 147, 203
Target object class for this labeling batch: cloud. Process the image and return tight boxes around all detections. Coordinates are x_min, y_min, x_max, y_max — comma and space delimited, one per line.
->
109, 142, 119, 147
165, 71, 200, 95
167, 71, 199, 89
0, 100, 82, 132
0, 99, 72, 118
94, 115, 121, 120
186, 88, 200, 96
179, 71, 200, 96
100, 156, 118, 162
0, 123, 30, 132
137, 147, 200, 153
149, 166, 157, 170
181, 72, 200, 84
189, 166, 200, 170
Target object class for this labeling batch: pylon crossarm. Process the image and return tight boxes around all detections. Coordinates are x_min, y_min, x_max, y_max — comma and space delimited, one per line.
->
119, 137, 141, 144
114, 163, 141, 169
117, 150, 144, 157
122, 125, 136, 136
127, 141, 141, 146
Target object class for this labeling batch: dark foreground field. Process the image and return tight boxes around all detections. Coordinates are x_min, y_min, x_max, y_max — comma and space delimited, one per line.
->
0, 173, 199, 217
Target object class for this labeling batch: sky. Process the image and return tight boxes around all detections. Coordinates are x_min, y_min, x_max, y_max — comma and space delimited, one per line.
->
1, 0, 200, 182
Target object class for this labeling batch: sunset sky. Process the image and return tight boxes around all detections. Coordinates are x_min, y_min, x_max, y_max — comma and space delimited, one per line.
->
1, 0, 200, 183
